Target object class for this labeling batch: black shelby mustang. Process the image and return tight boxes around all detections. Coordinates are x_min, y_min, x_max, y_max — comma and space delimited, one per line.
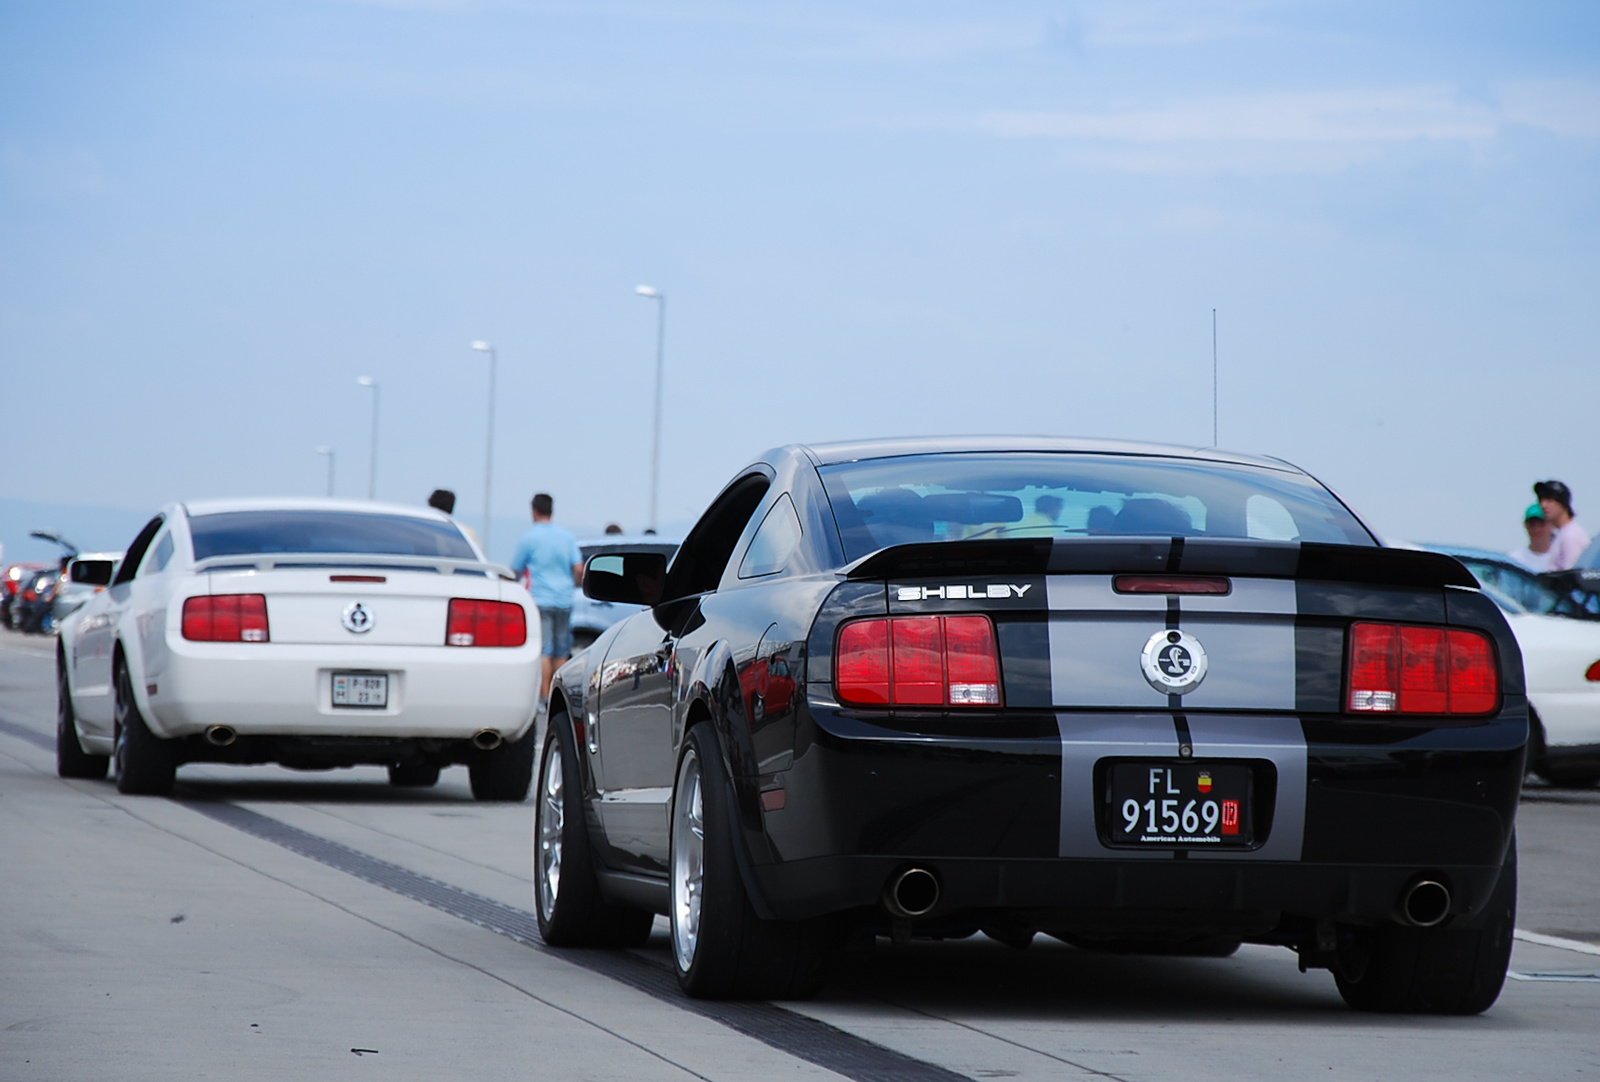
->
534, 438, 1523, 1013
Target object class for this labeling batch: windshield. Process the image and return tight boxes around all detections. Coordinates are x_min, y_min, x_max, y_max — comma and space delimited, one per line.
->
190, 511, 477, 561
819, 452, 1375, 562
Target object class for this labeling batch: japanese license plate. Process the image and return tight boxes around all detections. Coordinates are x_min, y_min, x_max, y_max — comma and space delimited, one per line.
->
1107, 762, 1253, 847
332, 673, 388, 708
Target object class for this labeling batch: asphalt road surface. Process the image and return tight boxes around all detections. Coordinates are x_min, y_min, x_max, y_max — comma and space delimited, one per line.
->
3, 626, 1597, 1081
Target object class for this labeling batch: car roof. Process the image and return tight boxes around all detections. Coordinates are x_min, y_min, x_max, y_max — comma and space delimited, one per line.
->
778, 435, 1300, 473
182, 498, 457, 524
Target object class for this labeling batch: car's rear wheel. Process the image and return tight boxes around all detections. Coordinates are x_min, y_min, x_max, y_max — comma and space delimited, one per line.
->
468, 731, 536, 802
113, 658, 176, 796
670, 721, 832, 1000
1334, 838, 1516, 1014
57, 654, 108, 780
388, 761, 441, 787
534, 712, 654, 947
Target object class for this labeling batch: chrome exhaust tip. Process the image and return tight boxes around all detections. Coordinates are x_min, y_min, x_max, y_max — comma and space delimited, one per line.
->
883, 867, 940, 919
205, 725, 237, 747
1399, 879, 1452, 928
472, 729, 503, 751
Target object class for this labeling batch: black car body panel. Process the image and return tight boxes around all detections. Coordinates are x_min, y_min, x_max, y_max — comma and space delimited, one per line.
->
549, 438, 1525, 951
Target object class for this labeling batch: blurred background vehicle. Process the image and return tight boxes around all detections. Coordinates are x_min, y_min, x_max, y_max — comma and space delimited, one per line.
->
1, 562, 49, 626
1477, 584, 1600, 788
569, 536, 679, 652
1419, 544, 1598, 621
10, 566, 61, 633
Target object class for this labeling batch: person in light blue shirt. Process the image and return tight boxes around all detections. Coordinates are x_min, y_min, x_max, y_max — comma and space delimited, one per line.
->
509, 493, 584, 703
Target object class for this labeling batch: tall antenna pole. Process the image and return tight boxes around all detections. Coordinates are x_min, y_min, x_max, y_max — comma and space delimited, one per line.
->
1212, 309, 1218, 447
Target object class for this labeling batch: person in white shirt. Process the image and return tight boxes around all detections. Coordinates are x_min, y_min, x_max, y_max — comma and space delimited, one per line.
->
1535, 480, 1592, 573
1507, 503, 1556, 573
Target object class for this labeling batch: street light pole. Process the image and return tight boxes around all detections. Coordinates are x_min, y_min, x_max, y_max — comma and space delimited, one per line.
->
471, 341, 497, 555
316, 447, 335, 497
357, 376, 379, 499
635, 285, 666, 532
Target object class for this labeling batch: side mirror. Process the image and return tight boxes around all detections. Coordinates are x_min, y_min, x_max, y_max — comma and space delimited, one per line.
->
583, 551, 668, 607
69, 559, 116, 586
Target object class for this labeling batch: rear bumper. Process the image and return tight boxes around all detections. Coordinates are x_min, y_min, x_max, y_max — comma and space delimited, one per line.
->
146, 640, 540, 742
740, 704, 1525, 927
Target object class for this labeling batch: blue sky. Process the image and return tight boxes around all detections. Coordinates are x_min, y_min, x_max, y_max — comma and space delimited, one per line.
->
2, 1, 1596, 563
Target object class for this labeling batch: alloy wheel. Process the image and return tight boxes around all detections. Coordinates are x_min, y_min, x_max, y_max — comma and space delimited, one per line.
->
536, 744, 564, 920
670, 748, 705, 973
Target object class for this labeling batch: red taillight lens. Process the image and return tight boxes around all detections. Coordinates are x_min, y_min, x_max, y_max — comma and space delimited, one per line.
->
446, 599, 528, 647
836, 619, 890, 704
182, 595, 269, 642
1585, 660, 1600, 683
1447, 630, 1498, 713
836, 615, 1002, 708
1347, 622, 1496, 715
1348, 623, 1399, 712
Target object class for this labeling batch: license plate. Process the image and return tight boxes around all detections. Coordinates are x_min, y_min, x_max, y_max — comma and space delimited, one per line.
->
332, 673, 388, 708
1107, 762, 1253, 847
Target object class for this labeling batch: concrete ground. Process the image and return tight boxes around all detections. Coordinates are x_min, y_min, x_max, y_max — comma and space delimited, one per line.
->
2, 626, 1597, 1080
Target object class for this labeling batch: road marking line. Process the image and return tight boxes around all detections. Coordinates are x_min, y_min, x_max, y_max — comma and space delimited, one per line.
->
1514, 929, 1600, 957
1508, 971, 1600, 983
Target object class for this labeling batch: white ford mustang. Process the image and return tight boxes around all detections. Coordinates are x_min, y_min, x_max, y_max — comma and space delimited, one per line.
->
55, 499, 542, 800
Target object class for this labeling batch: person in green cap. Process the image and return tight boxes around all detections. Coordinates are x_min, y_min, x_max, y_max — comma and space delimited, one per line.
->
1507, 502, 1556, 572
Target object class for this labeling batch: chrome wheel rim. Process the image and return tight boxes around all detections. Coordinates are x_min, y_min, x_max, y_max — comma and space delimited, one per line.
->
670, 748, 705, 973
112, 667, 129, 779
536, 741, 563, 921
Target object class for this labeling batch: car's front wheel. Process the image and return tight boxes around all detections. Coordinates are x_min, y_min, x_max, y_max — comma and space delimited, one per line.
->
1334, 837, 1517, 1014
56, 654, 108, 780
534, 712, 654, 947
113, 657, 176, 796
670, 721, 832, 999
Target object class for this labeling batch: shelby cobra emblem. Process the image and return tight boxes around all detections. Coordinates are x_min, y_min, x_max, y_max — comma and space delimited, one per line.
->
1140, 629, 1208, 694
341, 601, 374, 634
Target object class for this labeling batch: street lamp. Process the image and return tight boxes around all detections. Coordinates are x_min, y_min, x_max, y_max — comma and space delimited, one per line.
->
316, 446, 335, 497
635, 285, 666, 532
471, 341, 497, 554
356, 376, 379, 500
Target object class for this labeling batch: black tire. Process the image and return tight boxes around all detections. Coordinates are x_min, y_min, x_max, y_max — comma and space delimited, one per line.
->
670, 721, 832, 1000
114, 657, 177, 796
388, 761, 441, 787
534, 713, 655, 947
1335, 838, 1517, 1014
57, 654, 108, 780
468, 730, 537, 802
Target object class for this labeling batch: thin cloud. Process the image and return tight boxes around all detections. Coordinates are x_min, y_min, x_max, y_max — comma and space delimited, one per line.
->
979, 83, 1600, 173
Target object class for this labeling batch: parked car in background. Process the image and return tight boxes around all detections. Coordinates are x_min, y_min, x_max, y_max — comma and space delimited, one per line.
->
570, 537, 680, 652
1416, 544, 1599, 621
11, 567, 61, 633
2, 563, 48, 626
57, 499, 543, 800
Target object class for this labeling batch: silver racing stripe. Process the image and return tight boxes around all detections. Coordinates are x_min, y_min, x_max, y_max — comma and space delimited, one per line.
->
1055, 712, 1308, 860
1046, 575, 1296, 711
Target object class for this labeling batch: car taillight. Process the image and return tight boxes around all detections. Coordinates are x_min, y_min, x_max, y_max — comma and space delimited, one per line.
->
183, 595, 270, 642
1586, 660, 1600, 683
446, 599, 527, 647
1347, 622, 1497, 715
837, 615, 1002, 707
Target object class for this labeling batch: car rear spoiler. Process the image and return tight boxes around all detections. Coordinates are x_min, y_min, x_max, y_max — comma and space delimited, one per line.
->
842, 537, 1478, 590
193, 552, 519, 581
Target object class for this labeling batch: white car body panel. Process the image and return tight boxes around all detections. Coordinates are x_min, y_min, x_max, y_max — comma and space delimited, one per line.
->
59, 499, 541, 757
1507, 611, 1600, 751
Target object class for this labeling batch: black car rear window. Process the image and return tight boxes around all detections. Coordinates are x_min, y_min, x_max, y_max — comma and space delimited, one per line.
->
189, 511, 477, 561
819, 453, 1375, 562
